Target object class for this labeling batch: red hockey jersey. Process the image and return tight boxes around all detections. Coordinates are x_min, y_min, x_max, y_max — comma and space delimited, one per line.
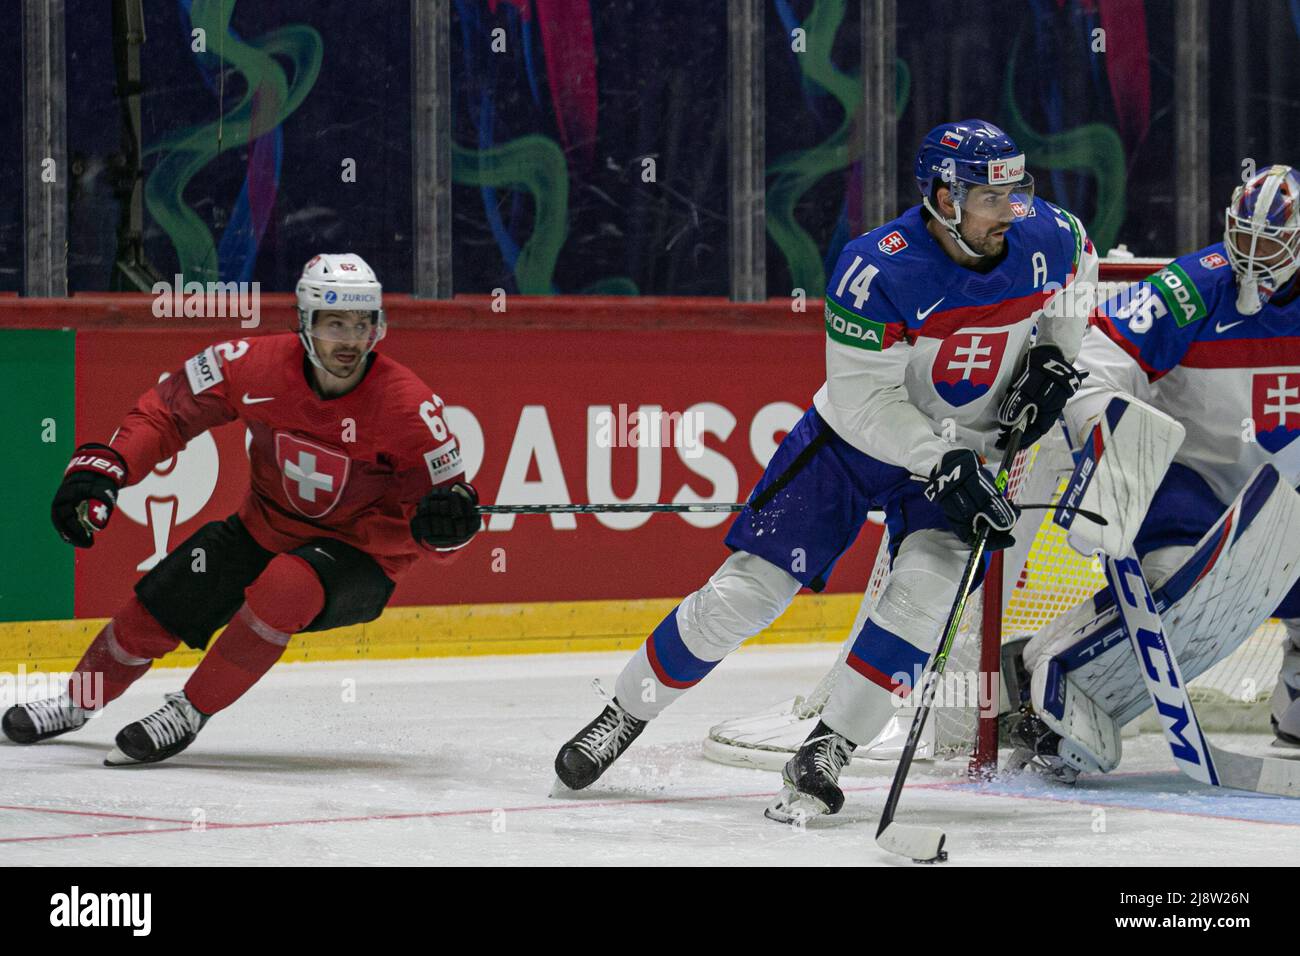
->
108, 334, 466, 578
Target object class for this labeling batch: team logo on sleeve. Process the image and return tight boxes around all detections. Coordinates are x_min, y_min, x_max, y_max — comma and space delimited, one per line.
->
877, 231, 908, 255
274, 433, 351, 518
931, 331, 1009, 406
1253, 373, 1300, 452
1199, 252, 1229, 270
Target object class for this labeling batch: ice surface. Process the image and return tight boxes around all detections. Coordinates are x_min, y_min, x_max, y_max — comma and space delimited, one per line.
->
2, 645, 1297, 866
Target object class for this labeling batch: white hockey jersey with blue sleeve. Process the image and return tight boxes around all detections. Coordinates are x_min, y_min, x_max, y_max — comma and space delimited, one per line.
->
813, 198, 1099, 475
1066, 244, 1300, 504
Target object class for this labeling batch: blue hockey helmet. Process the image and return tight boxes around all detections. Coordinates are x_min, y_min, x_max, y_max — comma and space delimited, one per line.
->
915, 120, 1034, 257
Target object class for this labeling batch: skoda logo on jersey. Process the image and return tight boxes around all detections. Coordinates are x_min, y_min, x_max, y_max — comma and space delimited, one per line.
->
931, 330, 1009, 406
274, 433, 351, 518
324, 291, 338, 304
1252, 373, 1300, 453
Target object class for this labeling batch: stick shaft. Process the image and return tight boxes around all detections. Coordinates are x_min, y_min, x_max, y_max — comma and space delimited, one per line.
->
876, 426, 1026, 839
476, 500, 1099, 519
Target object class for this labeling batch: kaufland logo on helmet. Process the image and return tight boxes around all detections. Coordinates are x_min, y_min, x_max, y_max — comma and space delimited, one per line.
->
987, 155, 1025, 185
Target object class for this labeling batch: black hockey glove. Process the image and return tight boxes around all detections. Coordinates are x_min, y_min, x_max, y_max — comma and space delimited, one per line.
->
996, 345, 1085, 449
51, 443, 128, 548
923, 449, 1019, 551
411, 481, 481, 550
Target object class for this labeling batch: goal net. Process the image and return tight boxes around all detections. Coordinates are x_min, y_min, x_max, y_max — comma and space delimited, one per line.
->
703, 258, 1287, 773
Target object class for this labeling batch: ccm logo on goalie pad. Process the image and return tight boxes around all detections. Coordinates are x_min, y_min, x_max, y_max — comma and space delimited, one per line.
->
423, 440, 463, 485
185, 346, 225, 395
1109, 556, 1213, 773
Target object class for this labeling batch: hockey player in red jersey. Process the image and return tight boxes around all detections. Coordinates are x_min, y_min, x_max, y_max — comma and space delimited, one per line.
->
2, 254, 482, 765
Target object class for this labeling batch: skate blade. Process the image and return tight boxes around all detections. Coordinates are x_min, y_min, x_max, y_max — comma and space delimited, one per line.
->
764, 785, 830, 825
103, 746, 142, 767
549, 776, 579, 798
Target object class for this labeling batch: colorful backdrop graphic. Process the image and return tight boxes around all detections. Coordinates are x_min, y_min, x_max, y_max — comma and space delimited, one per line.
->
17, 0, 1300, 299
143, 0, 322, 284
65, 0, 412, 293
450, 0, 730, 296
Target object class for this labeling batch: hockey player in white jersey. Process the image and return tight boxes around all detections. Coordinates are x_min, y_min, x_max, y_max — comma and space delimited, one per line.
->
553, 120, 1099, 820
1013, 164, 1300, 778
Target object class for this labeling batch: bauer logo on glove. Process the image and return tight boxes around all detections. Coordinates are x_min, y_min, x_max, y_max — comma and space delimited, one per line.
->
50, 443, 128, 548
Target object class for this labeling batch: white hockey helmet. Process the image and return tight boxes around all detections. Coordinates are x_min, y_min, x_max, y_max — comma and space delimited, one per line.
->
1225, 165, 1300, 314
295, 253, 387, 371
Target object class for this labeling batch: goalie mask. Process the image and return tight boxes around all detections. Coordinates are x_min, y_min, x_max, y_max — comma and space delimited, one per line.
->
1225, 165, 1300, 315
295, 253, 387, 373
915, 120, 1035, 258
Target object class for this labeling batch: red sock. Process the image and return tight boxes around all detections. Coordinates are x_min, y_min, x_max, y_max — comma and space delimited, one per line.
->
70, 596, 180, 709
184, 554, 324, 715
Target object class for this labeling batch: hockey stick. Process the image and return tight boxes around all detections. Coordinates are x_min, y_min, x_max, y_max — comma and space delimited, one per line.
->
479, 501, 1104, 518
1104, 553, 1300, 797
480, 503, 746, 515
875, 423, 1027, 864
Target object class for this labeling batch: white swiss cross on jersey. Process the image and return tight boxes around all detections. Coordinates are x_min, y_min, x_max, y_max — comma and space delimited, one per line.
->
275, 433, 351, 518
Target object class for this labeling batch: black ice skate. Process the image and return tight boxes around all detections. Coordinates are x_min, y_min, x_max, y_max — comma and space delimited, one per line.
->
105, 691, 209, 767
1005, 709, 1081, 784
1270, 636, 1300, 748
765, 720, 855, 823
2, 694, 89, 744
554, 686, 647, 791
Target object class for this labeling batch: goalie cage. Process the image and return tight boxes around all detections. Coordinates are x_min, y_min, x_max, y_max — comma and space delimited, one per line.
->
704, 259, 1288, 775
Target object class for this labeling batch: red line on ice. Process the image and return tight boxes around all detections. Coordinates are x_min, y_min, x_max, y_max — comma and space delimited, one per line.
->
4, 774, 1294, 844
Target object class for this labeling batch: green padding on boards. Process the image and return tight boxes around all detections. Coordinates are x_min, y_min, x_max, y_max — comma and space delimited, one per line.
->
0, 329, 74, 621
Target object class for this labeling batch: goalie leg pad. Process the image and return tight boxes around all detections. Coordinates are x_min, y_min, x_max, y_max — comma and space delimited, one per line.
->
822, 529, 970, 746
1026, 464, 1300, 771
615, 551, 801, 721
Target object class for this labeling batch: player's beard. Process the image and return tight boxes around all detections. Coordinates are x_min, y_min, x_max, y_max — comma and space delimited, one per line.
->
960, 219, 1010, 257
322, 344, 363, 379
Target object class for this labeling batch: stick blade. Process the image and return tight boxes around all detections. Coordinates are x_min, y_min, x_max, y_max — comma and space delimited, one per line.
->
1208, 743, 1300, 796
876, 822, 948, 863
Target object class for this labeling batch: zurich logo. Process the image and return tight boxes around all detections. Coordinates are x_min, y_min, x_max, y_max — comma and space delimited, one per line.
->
324, 290, 338, 304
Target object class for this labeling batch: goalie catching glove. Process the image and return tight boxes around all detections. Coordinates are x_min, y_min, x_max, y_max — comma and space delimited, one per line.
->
924, 449, 1019, 551
411, 481, 481, 550
996, 344, 1084, 449
51, 443, 127, 548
